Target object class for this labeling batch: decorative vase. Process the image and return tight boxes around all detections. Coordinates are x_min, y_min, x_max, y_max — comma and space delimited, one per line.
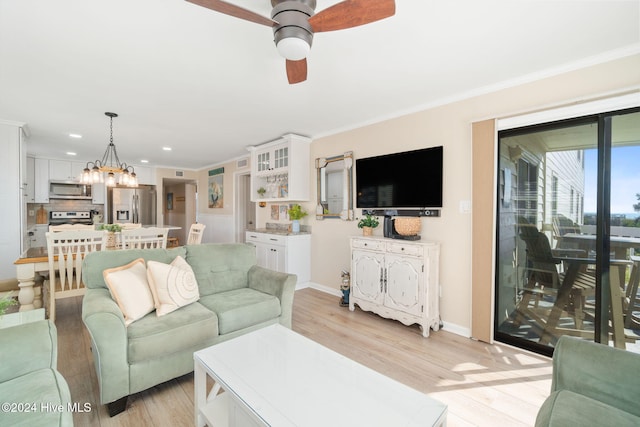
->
106, 232, 117, 248
362, 226, 373, 236
291, 220, 300, 233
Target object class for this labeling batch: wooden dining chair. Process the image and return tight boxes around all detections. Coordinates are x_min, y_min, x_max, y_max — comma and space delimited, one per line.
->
187, 223, 206, 245
120, 227, 168, 249
45, 230, 107, 322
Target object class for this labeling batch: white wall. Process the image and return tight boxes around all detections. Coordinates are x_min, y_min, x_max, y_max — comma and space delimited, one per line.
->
190, 54, 640, 336
305, 54, 640, 335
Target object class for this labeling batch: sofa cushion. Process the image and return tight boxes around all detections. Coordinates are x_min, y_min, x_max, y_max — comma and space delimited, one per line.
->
536, 390, 640, 427
185, 243, 256, 296
127, 301, 218, 363
199, 288, 281, 335
104, 258, 155, 326
0, 368, 73, 427
147, 256, 200, 316
83, 247, 187, 290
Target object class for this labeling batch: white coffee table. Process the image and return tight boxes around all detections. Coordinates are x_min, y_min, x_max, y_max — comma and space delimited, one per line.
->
194, 324, 447, 427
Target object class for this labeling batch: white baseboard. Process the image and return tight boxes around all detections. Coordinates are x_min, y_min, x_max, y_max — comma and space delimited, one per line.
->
440, 321, 471, 338
301, 281, 342, 297
299, 282, 471, 338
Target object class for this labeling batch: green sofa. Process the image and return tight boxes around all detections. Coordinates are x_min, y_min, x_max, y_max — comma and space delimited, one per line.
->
536, 336, 640, 426
81, 243, 296, 416
0, 320, 73, 427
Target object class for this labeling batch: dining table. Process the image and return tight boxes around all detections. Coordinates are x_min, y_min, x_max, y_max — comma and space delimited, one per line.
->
13, 225, 181, 312
559, 232, 640, 286
13, 247, 48, 312
560, 233, 640, 259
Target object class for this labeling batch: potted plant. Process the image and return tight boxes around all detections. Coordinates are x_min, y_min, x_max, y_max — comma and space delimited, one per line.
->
98, 223, 122, 247
0, 295, 17, 317
287, 204, 308, 233
357, 214, 379, 236
257, 187, 266, 198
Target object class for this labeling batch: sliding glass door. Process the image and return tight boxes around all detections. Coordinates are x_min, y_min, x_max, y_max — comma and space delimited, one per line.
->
494, 108, 640, 356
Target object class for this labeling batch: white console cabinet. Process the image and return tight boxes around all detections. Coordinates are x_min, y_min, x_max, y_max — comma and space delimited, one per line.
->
350, 236, 440, 337
245, 231, 310, 287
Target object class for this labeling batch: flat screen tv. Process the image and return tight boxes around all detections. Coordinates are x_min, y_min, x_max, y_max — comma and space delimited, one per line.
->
356, 146, 443, 209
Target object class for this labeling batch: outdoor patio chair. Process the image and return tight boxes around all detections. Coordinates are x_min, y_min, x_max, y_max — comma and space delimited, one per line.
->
514, 218, 595, 332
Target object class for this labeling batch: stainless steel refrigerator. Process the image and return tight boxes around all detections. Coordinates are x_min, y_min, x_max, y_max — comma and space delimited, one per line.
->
107, 185, 157, 226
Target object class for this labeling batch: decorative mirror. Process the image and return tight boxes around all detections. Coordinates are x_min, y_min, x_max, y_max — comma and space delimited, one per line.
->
315, 151, 354, 220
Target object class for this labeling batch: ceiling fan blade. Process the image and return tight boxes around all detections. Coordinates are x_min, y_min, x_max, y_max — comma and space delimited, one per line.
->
286, 59, 307, 84
185, 0, 277, 27
309, 0, 395, 33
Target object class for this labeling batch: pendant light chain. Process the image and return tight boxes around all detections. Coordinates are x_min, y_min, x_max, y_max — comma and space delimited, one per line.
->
81, 112, 137, 187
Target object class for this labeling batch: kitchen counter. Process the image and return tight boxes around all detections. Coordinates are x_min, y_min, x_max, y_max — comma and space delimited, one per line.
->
247, 228, 310, 236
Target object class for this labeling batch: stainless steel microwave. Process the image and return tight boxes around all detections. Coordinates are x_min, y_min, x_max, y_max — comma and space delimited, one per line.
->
49, 181, 92, 200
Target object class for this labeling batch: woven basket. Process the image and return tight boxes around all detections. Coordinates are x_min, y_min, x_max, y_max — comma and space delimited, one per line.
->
394, 217, 421, 236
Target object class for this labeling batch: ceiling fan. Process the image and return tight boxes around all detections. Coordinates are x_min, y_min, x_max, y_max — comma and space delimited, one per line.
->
186, 0, 396, 84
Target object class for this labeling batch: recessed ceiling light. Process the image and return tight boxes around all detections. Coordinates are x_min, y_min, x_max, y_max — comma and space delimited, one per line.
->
140, 159, 149, 163
162, 147, 172, 151
69, 133, 82, 139
66, 152, 77, 156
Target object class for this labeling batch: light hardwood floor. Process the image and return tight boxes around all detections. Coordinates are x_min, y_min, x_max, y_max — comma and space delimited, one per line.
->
55, 288, 552, 427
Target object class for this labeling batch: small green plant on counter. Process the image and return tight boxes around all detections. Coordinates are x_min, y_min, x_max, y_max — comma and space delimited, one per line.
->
257, 187, 266, 197
99, 224, 123, 232
357, 214, 380, 229
287, 204, 308, 220
0, 295, 18, 316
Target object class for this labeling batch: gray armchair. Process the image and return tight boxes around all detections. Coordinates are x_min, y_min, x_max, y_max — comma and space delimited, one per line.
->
536, 336, 640, 426
0, 320, 73, 427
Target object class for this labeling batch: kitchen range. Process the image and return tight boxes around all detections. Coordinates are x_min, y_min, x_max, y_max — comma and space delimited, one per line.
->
48, 211, 94, 226
29, 210, 97, 248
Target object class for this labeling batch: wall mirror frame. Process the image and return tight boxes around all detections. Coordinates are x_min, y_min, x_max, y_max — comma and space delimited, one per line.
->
315, 151, 354, 220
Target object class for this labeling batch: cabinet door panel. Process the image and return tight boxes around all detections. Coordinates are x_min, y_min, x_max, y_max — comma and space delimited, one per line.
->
385, 254, 423, 316
49, 159, 72, 180
352, 250, 384, 304
265, 245, 285, 272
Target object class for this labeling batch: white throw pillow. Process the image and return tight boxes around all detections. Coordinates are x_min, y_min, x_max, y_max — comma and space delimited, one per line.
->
103, 258, 155, 326
147, 256, 199, 316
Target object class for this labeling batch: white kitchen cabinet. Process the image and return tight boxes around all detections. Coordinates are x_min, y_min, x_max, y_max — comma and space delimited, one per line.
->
249, 134, 310, 202
32, 225, 48, 248
49, 159, 84, 181
245, 231, 310, 287
34, 158, 50, 203
350, 236, 440, 337
0, 122, 26, 279
133, 165, 154, 185
25, 156, 35, 203
92, 182, 106, 204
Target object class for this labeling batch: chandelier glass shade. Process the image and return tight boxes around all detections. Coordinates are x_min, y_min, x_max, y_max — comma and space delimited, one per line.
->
81, 112, 137, 187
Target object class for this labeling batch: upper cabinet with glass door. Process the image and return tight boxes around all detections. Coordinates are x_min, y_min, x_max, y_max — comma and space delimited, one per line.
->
249, 134, 311, 202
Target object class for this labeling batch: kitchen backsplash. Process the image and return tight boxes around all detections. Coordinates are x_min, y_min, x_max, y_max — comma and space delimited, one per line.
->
27, 200, 105, 227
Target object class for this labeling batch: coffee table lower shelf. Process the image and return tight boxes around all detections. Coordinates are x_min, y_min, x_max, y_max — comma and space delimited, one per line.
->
200, 391, 262, 427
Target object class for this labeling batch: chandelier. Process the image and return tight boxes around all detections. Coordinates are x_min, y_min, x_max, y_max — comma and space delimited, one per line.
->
81, 112, 137, 187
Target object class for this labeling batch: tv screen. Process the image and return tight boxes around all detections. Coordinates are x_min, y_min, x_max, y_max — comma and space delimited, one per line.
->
356, 146, 443, 209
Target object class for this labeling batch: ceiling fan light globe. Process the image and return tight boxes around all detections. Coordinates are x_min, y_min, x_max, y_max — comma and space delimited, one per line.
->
277, 37, 310, 61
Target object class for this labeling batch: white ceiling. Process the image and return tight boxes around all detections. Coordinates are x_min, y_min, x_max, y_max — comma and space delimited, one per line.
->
1, 0, 638, 170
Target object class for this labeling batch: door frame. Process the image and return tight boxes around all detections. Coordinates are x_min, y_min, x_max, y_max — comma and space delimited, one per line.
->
234, 170, 254, 243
